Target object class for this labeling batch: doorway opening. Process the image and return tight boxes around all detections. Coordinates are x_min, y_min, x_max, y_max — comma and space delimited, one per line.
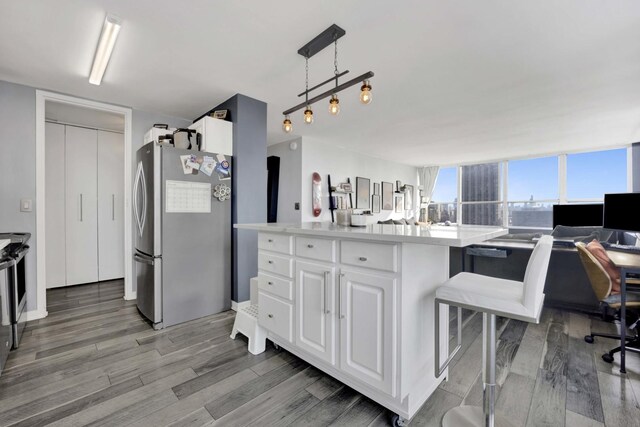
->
34, 90, 133, 320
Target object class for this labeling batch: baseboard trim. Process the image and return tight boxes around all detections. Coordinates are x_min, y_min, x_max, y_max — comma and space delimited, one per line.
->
124, 291, 137, 301
25, 309, 48, 321
231, 300, 250, 312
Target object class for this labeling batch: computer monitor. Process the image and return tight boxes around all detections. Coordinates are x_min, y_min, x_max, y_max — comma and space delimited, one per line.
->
552, 203, 603, 228
603, 193, 640, 232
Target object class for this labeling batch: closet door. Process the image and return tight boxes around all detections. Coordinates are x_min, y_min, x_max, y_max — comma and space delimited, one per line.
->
97, 130, 124, 281
65, 126, 99, 285
45, 123, 66, 289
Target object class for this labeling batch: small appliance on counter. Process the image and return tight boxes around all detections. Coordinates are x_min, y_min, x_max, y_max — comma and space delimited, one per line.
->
350, 210, 371, 227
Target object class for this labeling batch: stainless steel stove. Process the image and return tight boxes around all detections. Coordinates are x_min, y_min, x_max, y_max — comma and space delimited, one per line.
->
0, 233, 30, 350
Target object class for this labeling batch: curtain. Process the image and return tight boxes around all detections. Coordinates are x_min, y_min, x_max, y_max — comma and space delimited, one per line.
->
419, 166, 440, 222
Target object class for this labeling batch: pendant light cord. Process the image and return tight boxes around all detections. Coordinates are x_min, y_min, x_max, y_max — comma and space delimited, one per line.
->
305, 56, 309, 105
334, 38, 339, 88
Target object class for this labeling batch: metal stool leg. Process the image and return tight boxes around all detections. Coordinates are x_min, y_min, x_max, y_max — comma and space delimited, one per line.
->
442, 312, 512, 427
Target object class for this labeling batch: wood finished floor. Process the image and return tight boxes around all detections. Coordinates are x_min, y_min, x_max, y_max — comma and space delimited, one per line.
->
2, 282, 640, 426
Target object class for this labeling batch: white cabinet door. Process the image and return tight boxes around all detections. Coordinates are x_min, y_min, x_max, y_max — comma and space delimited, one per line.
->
65, 126, 98, 285
45, 123, 66, 289
339, 269, 396, 396
295, 261, 336, 365
97, 130, 124, 281
189, 116, 233, 155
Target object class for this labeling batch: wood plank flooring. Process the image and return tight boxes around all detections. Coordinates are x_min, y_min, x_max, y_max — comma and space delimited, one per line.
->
2, 281, 640, 426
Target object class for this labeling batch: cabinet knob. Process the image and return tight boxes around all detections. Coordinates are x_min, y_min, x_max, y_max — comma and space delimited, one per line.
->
268, 281, 273, 285
359, 256, 367, 262
268, 239, 273, 243
268, 314, 274, 318
268, 260, 274, 264
307, 244, 314, 248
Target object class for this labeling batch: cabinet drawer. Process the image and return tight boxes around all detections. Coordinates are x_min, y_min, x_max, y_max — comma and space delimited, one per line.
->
295, 236, 336, 263
258, 252, 293, 278
258, 233, 293, 255
258, 291, 293, 342
258, 272, 293, 301
340, 241, 398, 272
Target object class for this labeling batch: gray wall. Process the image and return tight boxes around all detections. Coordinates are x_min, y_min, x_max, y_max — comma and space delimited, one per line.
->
0, 79, 191, 311
633, 142, 640, 191
0, 81, 37, 310
267, 138, 302, 223
205, 94, 267, 302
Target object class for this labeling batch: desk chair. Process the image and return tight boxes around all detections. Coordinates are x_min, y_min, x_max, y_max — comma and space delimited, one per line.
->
434, 235, 553, 427
576, 242, 640, 363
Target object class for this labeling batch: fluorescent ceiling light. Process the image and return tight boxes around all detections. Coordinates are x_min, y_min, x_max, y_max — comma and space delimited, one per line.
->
89, 15, 122, 85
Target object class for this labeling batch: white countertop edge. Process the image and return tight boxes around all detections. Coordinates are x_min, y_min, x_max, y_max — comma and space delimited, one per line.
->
235, 223, 508, 247
0, 239, 10, 252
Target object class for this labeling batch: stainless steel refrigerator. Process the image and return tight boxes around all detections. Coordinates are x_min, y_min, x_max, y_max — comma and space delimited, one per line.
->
133, 142, 232, 329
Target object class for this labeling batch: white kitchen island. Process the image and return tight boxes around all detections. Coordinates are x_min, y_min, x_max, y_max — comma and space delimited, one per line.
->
235, 222, 507, 424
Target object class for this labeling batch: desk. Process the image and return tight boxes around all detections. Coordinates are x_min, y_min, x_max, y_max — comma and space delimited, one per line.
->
608, 250, 640, 373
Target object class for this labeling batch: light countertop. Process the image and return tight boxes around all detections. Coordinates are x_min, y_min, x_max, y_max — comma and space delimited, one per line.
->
0, 239, 10, 252
235, 222, 508, 247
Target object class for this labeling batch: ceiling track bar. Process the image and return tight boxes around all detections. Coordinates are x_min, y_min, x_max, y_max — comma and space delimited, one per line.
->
298, 24, 346, 58
297, 70, 350, 97
283, 71, 374, 116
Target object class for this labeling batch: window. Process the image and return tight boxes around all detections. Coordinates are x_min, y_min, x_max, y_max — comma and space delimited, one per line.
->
461, 163, 503, 226
567, 148, 627, 201
429, 167, 457, 223
428, 147, 629, 229
508, 156, 558, 228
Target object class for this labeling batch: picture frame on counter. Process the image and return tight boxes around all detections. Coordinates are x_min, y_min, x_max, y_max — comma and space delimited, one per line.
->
395, 194, 404, 213
373, 182, 380, 195
356, 177, 371, 209
404, 184, 414, 210
372, 194, 381, 213
382, 181, 393, 210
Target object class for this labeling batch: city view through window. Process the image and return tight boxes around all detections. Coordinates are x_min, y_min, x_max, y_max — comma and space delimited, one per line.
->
427, 148, 628, 228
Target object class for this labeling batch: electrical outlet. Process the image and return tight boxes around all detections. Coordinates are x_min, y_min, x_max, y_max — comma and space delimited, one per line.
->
20, 199, 32, 212
294, 202, 300, 210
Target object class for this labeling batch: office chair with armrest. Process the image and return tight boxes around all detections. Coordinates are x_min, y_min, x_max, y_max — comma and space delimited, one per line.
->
576, 242, 640, 363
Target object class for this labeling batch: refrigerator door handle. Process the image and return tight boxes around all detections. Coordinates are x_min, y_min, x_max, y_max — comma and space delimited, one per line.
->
133, 161, 143, 236
140, 165, 147, 235
134, 253, 154, 266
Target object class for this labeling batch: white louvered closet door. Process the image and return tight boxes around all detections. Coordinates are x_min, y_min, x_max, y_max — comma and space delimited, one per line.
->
97, 130, 125, 281
65, 126, 99, 285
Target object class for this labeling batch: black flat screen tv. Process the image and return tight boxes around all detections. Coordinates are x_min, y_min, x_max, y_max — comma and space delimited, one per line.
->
552, 203, 603, 228
603, 193, 640, 232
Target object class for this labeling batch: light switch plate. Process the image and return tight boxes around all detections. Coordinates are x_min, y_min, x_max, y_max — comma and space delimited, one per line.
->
20, 199, 32, 212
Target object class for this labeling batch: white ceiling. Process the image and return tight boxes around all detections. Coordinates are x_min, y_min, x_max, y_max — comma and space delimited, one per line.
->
2, 0, 640, 166
46, 101, 124, 132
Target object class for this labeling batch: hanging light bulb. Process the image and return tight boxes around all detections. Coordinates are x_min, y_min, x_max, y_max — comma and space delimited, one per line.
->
303, 106, 314, 124
328, 94, 340, 115
282, 115, 292, 133
360, 80, 372, 104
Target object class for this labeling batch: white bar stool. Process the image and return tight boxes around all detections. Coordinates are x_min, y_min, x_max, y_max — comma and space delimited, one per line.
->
435, 235, 553, 427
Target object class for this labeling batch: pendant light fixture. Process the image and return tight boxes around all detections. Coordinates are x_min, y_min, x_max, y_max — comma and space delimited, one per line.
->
329, 95, 340, 115
360, 80, 372, 104
282, 115, 292, 133
281, 24, 374, 132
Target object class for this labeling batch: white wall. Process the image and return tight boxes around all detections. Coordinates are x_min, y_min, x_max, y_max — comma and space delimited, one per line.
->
0, 79, 191, 312
300, 137, 419, 223
267, 138, 302, 223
